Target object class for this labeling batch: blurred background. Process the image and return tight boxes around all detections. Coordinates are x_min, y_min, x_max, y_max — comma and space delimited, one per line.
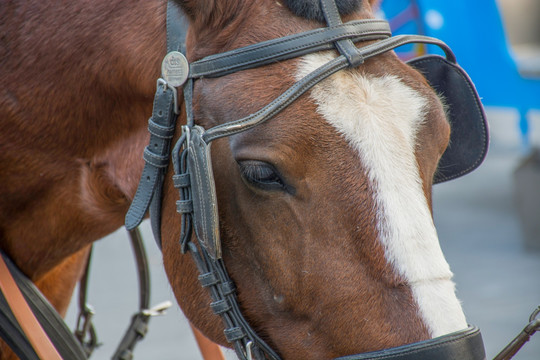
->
66, 1, 540, 359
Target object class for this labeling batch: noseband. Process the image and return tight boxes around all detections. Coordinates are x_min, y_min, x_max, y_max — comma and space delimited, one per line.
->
126, 0, 487, 359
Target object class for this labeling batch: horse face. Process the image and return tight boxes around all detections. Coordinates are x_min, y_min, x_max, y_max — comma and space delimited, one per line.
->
163, 0, 467, 358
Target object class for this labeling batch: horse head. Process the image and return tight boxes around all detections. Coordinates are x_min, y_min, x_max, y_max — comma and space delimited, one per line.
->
159, 0, 486, 358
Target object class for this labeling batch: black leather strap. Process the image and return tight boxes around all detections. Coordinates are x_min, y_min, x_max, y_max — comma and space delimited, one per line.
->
112, 229, 153, 360
358, 34, 456, 63
74, 247, 98, 357
320, 0, 365, 66
199, 35, 455, 144
202, 55, 349, 143
189, 19, 390, 78
0, 291, 40, 360
125, 1, 188, 249
125, 85, 176, 237
335, 326, 486, 360
186, 126, 221, 260
166, 1, 188, 54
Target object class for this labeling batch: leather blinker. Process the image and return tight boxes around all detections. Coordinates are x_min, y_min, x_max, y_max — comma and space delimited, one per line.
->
407, 55, 489, 184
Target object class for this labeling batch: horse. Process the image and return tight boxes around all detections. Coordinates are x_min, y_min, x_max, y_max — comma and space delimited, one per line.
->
0, 0, 489, 359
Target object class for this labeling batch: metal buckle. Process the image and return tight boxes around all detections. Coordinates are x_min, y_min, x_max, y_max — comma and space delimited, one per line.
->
181, 124, 191, 144
74, 304, 100, 356
245, 341, 254, 360
157, 78, 179, 115
141, 301, 173, 317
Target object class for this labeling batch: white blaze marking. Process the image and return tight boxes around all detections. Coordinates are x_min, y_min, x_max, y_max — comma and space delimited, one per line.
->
296, 53, 467, 337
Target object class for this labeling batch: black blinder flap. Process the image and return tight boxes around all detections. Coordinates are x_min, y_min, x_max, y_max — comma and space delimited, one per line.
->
187, 126, 222, 259
407, 55, 489, 184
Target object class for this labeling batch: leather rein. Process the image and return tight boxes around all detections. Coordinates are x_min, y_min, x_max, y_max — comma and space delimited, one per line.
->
125, 1, 491, 359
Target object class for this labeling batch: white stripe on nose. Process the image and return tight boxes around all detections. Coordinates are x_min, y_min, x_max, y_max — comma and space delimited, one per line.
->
296, 52, 467, 337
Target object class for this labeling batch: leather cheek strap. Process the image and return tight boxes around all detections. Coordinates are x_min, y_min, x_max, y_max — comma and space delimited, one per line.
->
187, 126, 222, 260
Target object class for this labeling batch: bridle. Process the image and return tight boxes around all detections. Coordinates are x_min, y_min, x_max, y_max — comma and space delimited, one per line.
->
126, 0, 489, 359
0, 1, 535, 359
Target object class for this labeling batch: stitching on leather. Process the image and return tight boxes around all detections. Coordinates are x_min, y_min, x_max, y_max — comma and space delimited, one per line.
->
192, 29, 383, 76
126, 169, 155, 228
202, 37, 447, 142
166, 4, 172, 53
126, 88, 172, 228
191, 134, 209, 248
144, 158, 167, 168
204, 143, 219, 252
321, 0, 340, 27
148, 120, 175, 138
204, 57, 347, 142
353, 329, 479, 359
191, 23, 390, 76
191, 141, 205, 238
144, 148, 168, 161
194, 32, 447, 80
194, 20, 385, 63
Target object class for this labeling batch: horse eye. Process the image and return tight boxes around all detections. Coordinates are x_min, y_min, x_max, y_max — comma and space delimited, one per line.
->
238, 160, 285, 191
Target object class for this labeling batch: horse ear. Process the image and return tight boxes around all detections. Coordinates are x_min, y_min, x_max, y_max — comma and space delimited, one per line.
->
368, 0, 381, 10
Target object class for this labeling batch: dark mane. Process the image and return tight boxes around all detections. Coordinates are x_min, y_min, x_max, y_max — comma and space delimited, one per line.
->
282, 0, 362, 22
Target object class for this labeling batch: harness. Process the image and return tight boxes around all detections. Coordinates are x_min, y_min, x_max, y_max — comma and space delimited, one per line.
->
0, 228, 170, 360
0, 1, 535, 359
126, 0, 492, 359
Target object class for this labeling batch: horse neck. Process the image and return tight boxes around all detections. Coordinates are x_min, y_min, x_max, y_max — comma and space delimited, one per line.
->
0, 0, 168, 278
1, 0, 166, 157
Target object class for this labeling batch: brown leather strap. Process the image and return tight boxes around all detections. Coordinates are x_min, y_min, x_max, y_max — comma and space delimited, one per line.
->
0, 255, 63, 360
189, 322, 225, 360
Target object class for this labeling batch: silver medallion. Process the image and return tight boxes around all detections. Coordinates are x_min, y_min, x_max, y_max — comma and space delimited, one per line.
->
161, 51, 189, 87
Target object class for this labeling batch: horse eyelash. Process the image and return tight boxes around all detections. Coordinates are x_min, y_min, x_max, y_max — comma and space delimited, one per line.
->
239, 162, 283, 184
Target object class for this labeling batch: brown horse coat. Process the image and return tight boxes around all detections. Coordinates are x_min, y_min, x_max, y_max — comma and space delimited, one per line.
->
1, 1, 468, 359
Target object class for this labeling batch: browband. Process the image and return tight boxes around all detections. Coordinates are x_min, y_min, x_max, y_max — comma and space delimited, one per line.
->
189, 19, 391, 77
198, 34, 456, 144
